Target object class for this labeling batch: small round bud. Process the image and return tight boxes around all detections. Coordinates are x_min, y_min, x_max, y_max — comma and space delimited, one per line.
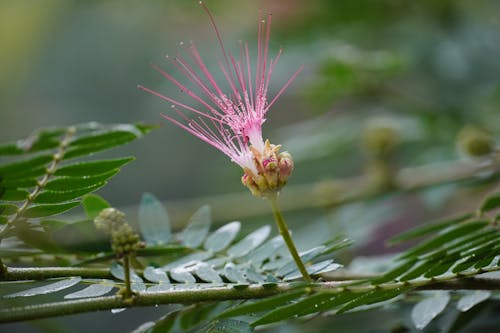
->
94, 208, 143, 257
94, 208, 126, 233
457, 126, 495, 158
362, 120, 400, 157
278, 151, 294, 183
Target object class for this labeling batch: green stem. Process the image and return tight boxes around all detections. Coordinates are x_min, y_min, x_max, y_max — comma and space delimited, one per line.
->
267, 194, 312, 282
2, 267, 113, 280
122, 255, 132, 299
2, 274, 500, 324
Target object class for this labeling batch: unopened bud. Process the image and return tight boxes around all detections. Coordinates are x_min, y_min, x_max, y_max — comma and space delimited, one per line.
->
457, 126, 495, 158
278, 151, 294, 183
362, 121, 400, 157
241, 142, 294, 197
94, 208, 126, 233
94, 208, 143, 257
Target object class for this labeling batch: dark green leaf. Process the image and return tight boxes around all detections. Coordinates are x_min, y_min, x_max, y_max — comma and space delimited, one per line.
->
479, 192, 500, 213
45, 170, 119, 190
337, 287, 408, 314
400, 261, 435, 281
3, 277, 82, 298
64, 126, 145, 160
401, 220, 489, 259
218, 290, 305, 319
0, 154, 53, 177
0, 203, 18, 215
0, 128, 66, 156
388, 213, 473, 245
1, 177, 38, 189
149, 309, 182, 333
0, 189, 29, 201
82, 194, 111, 219
372, 259, 418, 283
24, 201, 80, 218
0, 143, 22, 155
55, 157, 134, 177
139, 192, 172, 245
252, 292, 356, 326
34, 183, 105, 204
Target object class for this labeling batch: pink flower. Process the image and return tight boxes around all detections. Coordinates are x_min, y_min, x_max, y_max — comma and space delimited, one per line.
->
139, 2, 302, 177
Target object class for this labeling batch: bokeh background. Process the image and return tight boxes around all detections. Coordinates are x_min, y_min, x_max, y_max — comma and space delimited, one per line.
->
1, 0, 500, 332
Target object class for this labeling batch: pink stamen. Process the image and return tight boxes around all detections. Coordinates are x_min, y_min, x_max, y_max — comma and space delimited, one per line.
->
140, 3, 301, 172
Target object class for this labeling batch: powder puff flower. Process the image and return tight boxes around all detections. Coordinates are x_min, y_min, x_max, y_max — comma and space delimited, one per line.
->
139, 2, 302, 196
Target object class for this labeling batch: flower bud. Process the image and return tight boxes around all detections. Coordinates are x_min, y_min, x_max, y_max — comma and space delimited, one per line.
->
278, 151, 294, 184
241, 142, 294, 197
457, 126, 495, 158
362, 120, 400, 157
94, 208, 126, 233
94, 208, 143, 257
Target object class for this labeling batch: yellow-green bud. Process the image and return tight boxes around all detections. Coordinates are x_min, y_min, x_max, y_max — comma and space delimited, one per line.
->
94, 208, 126, 233
457, 126, 495, 158
94, 208, 143, 257
362, 122, 400, 157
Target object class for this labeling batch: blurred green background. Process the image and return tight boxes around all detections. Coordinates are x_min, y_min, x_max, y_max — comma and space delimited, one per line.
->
1, 0, 500, 332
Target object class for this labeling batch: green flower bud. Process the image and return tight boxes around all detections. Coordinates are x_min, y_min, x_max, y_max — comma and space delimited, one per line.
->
457, 126, 495, 158
94, 208, 143, 257
362, 121, 400, 157
94, 208, 126, 233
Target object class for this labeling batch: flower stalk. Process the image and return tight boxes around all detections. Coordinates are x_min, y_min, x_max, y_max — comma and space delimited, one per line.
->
268, 194, 312, 282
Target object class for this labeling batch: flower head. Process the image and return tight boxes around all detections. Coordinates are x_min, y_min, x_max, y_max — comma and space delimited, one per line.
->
139, 2, 301, 195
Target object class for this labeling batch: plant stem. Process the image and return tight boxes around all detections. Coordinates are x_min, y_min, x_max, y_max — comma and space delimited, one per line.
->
2, 267, 113, 280
2, 274, 500, 324
122, 255, 133, 299
267, 194, 312, 282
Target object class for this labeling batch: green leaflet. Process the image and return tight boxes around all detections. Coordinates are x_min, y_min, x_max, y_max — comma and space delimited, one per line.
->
54, 157, 134, 177
479, 192, 500, 213
400, 220, 489, 259
82, 194, 111, 219
0, 128, 66, 156
33, 183, 106, 204
0, 189, 29, 201
217, 290, 306, 319
388, 212, 473, 245
0, 155, 53, 178
44, 170, 119, 191
23, 201, 81, 218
